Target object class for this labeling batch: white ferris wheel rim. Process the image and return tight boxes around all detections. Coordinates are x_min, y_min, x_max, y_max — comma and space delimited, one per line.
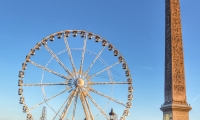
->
18, 30, 133, 120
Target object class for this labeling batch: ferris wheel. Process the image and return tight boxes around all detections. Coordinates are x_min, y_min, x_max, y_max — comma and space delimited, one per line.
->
18, 30, 133, 120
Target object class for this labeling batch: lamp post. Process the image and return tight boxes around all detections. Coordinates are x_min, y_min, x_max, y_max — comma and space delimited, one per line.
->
109, 108, 117, 120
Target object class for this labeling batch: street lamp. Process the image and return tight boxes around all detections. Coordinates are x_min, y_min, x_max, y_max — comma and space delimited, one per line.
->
109, 108, 117, 120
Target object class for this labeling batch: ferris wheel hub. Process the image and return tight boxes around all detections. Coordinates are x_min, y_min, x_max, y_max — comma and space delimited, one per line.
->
18, 30, 133, 119
76, 78, 85, 87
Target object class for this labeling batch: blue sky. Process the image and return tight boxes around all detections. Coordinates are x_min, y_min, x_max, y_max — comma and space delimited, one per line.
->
0, 0, 200, 120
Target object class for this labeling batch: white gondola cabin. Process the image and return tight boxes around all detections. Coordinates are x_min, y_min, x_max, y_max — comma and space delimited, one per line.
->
19, 97, 24, 104
42, 38, 47, 45
26, 55, 30, 62
125, 70, 130, 77
123, 110, 129, 116
128, 94, 133, 100
65, 31, 70, 37
30, 49, 35, 55
127, 78, 132, 82
114, 50, 118, 56
120, 117, 124, 120
72, 31, 78, 37
49, 35, 54, 41
27, 114, 32, 119
88, 33, 93, 39
23, 106, 28, 113
57, 32, 62, 39
18, 71, 24, 78
22, 63, 27, 70
126, 102, 132, 108
122, 63, 127, 69
95, 36, 100, 42
35, 43, 41, 50
128, 86, 133, 92
18, 88, 23, 95
102, 39, 107, 46
80, 31, 85, 38
108, 44, 113, 51
18, 80, 23, 86
118, 56, 123, 62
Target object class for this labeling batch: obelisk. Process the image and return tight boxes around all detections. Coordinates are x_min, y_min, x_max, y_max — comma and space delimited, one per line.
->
160, 0, 192, 120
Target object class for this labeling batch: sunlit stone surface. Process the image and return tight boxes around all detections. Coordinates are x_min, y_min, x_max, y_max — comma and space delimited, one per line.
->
160, 0, 192, 120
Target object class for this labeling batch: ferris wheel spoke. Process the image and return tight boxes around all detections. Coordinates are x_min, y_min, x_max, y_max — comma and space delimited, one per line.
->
60, 88, 78, 120
79, 34, 87, 74
80, 92, 90, 120
43, 44, 72, 76
29, 89, 68, 110
19, 30, 133, 120
89, 88, 126, 107
72, 90, 79, 120
63, 35, 77, 76
85, 46, 106, 76
53, 90, 74, 120
87, 94, 109, 120
91, 62, 120, 78
29, 61, 69, 80
82, 92, 94, 120
22, 83, 69, 86
88, 82, 130, 85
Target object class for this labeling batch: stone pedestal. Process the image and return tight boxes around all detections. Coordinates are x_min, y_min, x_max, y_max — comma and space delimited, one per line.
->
161, 103, 192, 120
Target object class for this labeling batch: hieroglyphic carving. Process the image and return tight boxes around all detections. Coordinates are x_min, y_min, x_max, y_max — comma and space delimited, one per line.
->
173, 111, 189, 120
165, 0, 186, 103
170, 0, 186, 102
162, 0, 191, 119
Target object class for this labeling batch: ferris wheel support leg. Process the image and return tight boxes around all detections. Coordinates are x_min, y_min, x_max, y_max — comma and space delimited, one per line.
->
72, 91, 79, 120
83, 92, 94, 120
53, 91, 72, 120
60, 89, 77, 120
80, 92, 90, 120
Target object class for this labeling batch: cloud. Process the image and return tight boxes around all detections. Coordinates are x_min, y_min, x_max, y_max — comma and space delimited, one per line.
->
193, 94, 200, 102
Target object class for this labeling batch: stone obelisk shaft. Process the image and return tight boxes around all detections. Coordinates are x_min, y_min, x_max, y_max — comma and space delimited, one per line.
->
160, 0, 192, 120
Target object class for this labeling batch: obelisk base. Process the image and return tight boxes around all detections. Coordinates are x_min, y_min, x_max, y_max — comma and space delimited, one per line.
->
160, 103, 192, 120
